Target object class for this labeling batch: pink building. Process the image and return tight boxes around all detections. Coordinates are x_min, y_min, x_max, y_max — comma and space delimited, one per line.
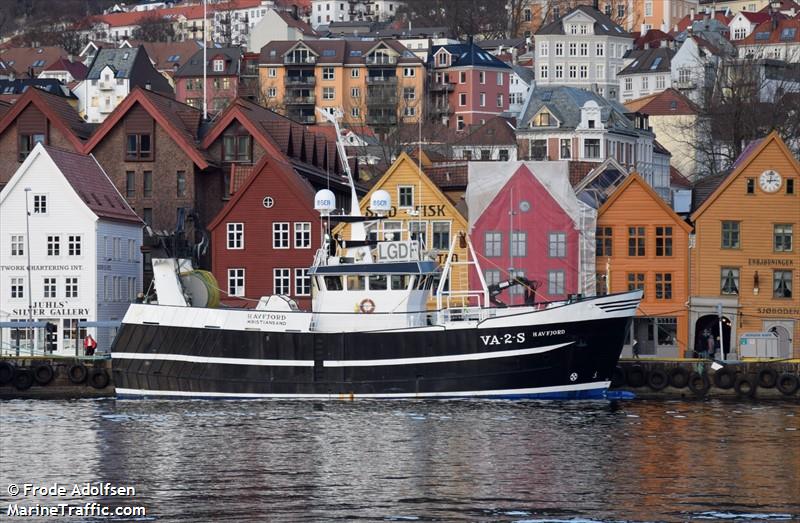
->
467, 163, 596, 304
173, 47, 242, 114
428, 41, 511, 131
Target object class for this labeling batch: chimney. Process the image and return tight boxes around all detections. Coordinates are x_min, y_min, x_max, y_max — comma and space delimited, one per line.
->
292, 5, 298, 20
593, 0, 599, 10
468, 35, 473, 46
690, 7, 695, 19
145, 81, 152, 90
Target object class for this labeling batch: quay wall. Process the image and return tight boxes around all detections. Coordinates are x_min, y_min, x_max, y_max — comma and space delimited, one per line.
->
0, 356, 113, 400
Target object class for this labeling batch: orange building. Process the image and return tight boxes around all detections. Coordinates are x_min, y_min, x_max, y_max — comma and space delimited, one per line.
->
597, 173, 692, 358
258, 39, 424, 129
690, 132, 800, 359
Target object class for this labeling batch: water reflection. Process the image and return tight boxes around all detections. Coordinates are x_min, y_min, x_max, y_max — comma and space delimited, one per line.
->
1, 399, 798, 522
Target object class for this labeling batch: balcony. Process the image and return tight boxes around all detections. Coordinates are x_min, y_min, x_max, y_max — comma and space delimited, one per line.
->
284, 55, 316, 65
290, 114, 316, 124
431, 104, 452, 116
365, 55, 397, 66
674, 80, 696, 89
367, 114, 398, 125
430, 81, 454, 92
98, 80, 114, 91
284, 76, 316, 87
285, 95, 316, 105
366, 75, 398, 85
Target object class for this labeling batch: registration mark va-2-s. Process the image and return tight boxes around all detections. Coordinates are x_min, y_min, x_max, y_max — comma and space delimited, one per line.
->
479, 329, 567, 346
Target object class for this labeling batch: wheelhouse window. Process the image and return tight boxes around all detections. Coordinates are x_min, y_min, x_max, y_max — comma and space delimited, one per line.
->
126, 133, 152, 161
18, 133, 45, 161
368, 274, 387, 290
323, 276, 343, 291
346, 275, 365, 291
223, 134, 252, 163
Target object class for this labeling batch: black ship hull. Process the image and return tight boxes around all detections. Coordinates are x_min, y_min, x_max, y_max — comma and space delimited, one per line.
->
111, 309, 633, 400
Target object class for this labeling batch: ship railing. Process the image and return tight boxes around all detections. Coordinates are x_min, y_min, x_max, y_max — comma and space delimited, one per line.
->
437, 292, 494, 323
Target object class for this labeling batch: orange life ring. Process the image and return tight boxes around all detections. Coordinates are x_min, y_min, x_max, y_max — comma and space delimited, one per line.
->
359, 298, 375, 313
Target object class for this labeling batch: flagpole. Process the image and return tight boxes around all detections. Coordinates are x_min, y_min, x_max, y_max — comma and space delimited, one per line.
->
203, 0, 207, 120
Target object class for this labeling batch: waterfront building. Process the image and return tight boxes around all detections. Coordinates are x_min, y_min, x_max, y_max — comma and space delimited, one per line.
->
75, 46, 173, 123
258, 39, 424, 128
466, 162, 596, 304
618, 47, 675, 102
427, 41, 511, 130
0, 144, 141, 355
689, 132, 800, 359
533, 5, 634, 101
336, 152, 470, 302
596, 172, 692, 358
174, 47, 243, 113
82, 87, 211, 284
0, 87, 93, 189
207, 153, 320, 309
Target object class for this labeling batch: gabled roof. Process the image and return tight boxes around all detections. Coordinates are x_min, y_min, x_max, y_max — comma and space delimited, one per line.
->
259, 39, 421, 65
87, 47, 142, 79
275, 10, 318, 36
0, 79, 77, 99
670, 166, 692, 188
427, 42, 511, 69
757, 0, 800, 13
737, 11, 772, 24
737, 17, 800, 45
424, 163, 468, 190
675, 11, 733, 33
618, 47, 674, 76
83, 86, 209, 168
43, 57, 89, 80
691, 132, 800, 220
207, 151, 317, 231
536, 5, 631, 37
633, 29, 674, 49
135, 40, 204, 72
174, 47, 242, 77
624, 88, 700, 116
598, 172, 692, 232
43, 145, 141, 224
519, 86, 633, 131
0, 47, 68, 78
454, 116, 516, 147
0, 86, 93, 149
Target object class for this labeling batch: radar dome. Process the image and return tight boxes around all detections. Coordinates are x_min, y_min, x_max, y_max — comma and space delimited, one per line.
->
369, 190, 392, 214
314, 189, 336, 215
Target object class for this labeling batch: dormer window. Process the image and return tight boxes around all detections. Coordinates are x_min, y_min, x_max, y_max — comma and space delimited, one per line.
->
436, 50, 449, 67
531, 111, 554, 127
213, 59, 224, 72
588, 119, 595, 129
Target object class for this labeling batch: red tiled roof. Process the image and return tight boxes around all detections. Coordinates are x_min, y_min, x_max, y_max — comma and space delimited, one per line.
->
229, 163, 254, 195
424, 163, 468, 189
567, 161, 599, 187
44, 145, 140, 224
758, 0, 800, 13
43, 57, 89, 80
737, 18, 800, 45
624, 88, 700, 116
275, 11, 318, 35
454, 116, 516, 147
634, 29, 674, 49
670, 166, 691, 188
740, 12, 771, 24
0, 87, 93, 149
98, 0, 266, 27
0, 47, 67, 77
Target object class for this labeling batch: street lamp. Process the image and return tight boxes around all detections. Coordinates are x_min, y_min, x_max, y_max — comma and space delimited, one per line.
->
23, 188, 33, 355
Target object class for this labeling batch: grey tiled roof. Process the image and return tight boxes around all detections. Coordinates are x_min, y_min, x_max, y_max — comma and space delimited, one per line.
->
510, 64, 535, 85
618, 47, 674, 76
536, 5, 632, 37
518, 86, 634, 132
174, 47, 242, 77
87, 47, 141, 80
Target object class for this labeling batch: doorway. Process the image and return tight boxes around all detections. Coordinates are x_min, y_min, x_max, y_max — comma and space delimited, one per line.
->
694, 314, 732, 359
768, 325, 793, 358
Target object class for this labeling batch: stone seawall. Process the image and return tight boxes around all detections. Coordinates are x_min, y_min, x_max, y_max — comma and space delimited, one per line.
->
614, 359, 800, 400
0, 356, 113, 399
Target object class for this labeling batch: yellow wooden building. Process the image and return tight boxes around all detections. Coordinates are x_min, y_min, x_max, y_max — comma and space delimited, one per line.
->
690, 132, 800, 359
336, 152, 470, 306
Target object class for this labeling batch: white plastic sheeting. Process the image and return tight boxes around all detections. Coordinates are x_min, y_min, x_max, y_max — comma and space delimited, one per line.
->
466, 161, 598, 297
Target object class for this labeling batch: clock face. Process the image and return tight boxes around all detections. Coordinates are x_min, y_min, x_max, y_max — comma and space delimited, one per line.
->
759, 170, 782, 193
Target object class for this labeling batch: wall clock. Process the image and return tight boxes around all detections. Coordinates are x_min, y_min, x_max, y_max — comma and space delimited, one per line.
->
759, 170, 782, 193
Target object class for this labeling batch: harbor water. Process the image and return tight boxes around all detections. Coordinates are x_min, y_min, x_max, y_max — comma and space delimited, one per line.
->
1, 399, 798, 522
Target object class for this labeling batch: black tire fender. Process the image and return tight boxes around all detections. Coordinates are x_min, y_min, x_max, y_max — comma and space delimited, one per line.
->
13, 368, 34, 391
757, 368, 778, 389
88, 368, 110, 389
0, 361, 15, 386
713, 367, 736, 390
776, 373, 799, 396
626, 365, 646, 388
33, 363, 55, 385
610, 366, 626, 389
734, 375, 756, 399
68, 363, 88, 384
668, 367, 690, 389
688, 372, 710, 397
647, 368, 669, 391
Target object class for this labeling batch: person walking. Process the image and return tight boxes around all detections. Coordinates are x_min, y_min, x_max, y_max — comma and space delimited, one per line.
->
84, 334, 97, 356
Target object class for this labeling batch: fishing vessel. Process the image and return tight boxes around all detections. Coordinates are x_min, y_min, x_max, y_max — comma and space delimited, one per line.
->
110, 111, 642, 400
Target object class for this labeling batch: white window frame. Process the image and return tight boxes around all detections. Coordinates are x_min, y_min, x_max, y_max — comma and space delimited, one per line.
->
273, 222, 290, 249
273, 268, 291, 295
323, 87, 335, 100
294, 268, 311, 296
403, 67, 415, 77
65, 277, 78, 298
322, 67, 335, 80
294, 222, 311, 249
43, 277, 57, 298
227, 222, 244, 249
11, 234, 24, 256
548, 270, 565, 295
213, 59, 224, 72
228, 268, 245, 297
33, 194, 47, 214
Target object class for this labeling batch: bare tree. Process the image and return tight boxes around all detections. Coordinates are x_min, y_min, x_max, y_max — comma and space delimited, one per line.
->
671, 56, 800, 178
398, 0, 510, 39
132, 12, 176, 43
